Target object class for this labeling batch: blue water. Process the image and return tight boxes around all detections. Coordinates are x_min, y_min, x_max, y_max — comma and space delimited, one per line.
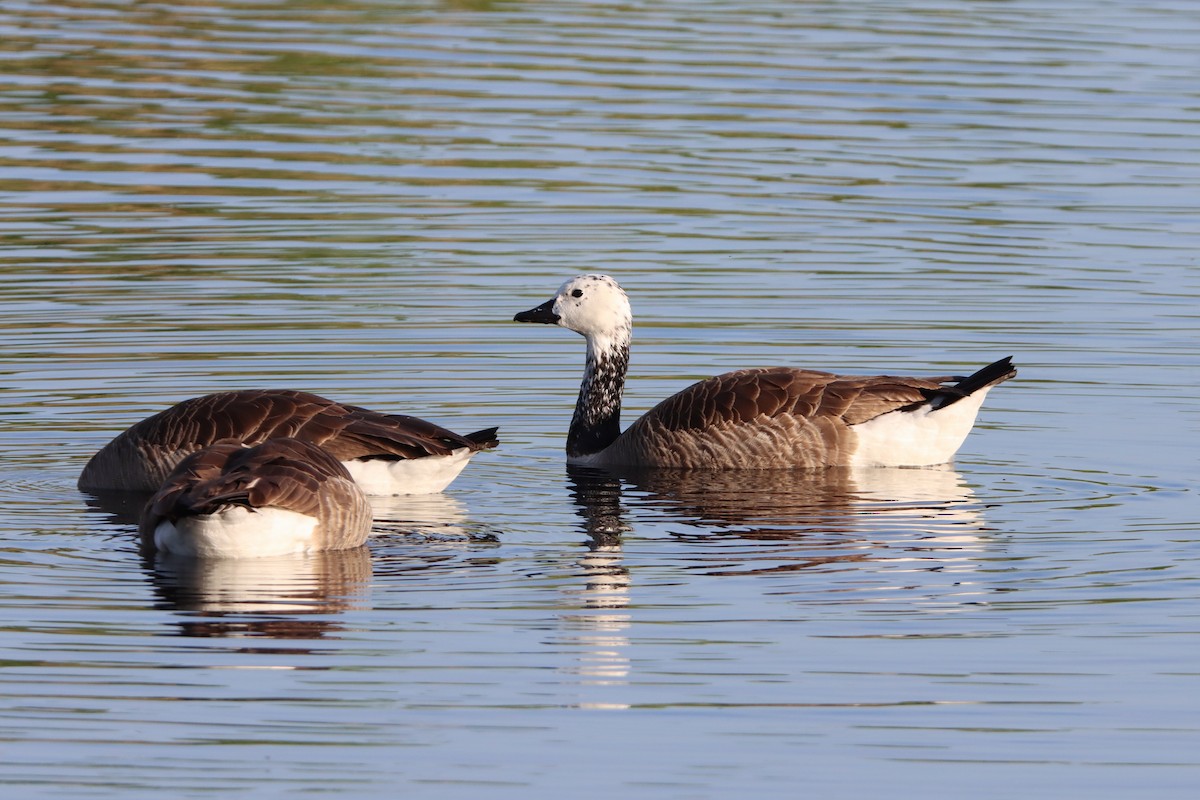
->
1, 0, 1198, 797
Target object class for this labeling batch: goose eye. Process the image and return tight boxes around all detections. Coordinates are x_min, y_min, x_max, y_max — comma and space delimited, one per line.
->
571, 289, 583, 298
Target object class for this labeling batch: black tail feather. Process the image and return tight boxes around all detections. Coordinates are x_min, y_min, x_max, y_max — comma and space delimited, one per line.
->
917, 356, 1016, 410
465, 427, 500, 450
953, 356, 1017, 396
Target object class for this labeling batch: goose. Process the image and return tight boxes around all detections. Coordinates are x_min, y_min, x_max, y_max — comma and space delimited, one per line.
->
139, 437, 373, 558
514, 274, 1015, 469
78, 389, 498, 495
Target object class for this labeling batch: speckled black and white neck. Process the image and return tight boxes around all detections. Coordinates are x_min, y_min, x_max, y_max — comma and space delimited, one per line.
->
511, 273, 636, 461
567, 329, 631, 459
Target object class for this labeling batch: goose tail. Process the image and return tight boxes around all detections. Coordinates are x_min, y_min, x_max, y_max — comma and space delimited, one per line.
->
925, 356, 1017, 410
464, 427, 500, 450
952, 356, 1017, 396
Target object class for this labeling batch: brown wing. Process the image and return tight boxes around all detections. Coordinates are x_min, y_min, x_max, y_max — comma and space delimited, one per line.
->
139, 438, 371, 551
637, 367, 946, 432
80, 389, 498, 491
607, 367, 953, 469
136, 390, 486, 458
142, 438, 335, 519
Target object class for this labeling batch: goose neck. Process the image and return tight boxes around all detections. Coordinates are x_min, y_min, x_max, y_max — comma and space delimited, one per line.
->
567, 333, 630, 459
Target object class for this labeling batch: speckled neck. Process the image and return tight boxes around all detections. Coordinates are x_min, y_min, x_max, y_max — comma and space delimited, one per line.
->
567, 331, 631, 459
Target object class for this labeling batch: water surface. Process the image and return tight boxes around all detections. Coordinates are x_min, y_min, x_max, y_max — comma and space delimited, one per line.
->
1, 1, 1199, 797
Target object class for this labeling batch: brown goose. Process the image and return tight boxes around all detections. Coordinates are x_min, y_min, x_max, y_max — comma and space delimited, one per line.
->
78, 389, 498, 495
514, 274, 1015, 469
139, 438, 373, 558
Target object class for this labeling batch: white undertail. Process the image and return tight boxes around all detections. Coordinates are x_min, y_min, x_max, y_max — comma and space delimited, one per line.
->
341, 447, 477, 494
154, 507, 319, 559
849, 388, 993, 467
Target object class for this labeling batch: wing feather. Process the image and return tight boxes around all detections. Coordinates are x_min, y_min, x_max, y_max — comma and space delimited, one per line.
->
638, 367, 944, 433
139, 438, 372, 553
81, 389, 498, 491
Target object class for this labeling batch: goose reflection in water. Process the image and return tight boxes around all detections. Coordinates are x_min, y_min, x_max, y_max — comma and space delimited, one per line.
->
366, 491, 502, 580
83, 488, 373, 641
567, 463, 990, 576
80, 488, 151, 528
367, 492, 481, 541
148, 499, 501, 640
552, 468, 634, 706
557, 465, 992, 705
147, 545, 373, 641
85, 488, 500, 640
148, 495, 499, 640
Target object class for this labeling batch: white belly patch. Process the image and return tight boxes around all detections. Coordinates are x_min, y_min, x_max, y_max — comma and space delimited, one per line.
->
154, 506, 319, 559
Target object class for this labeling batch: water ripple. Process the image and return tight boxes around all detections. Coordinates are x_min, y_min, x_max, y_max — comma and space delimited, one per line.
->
2, 0, 1200, 796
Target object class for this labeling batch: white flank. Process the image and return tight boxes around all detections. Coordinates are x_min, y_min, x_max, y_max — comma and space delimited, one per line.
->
849, 388, 992, 468
154, 506, 319, 558
342, 447, 475, 495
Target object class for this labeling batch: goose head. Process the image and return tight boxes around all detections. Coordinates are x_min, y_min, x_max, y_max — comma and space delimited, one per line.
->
514, 274, 632, 347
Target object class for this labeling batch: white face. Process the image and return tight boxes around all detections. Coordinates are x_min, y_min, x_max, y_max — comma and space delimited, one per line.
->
550, 274, 632, 338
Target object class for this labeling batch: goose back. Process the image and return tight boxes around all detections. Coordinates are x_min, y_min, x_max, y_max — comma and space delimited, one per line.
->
79, 389, 499, 493
139, 437, 373, 558
583, 368, 922, 469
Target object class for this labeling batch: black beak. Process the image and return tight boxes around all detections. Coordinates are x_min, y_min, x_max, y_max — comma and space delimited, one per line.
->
514, 298, 560, 324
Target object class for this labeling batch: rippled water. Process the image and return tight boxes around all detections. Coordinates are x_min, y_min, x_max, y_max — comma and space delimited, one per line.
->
2, 0, 1199, 796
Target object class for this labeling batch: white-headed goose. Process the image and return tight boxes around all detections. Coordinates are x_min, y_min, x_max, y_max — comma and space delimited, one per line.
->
79, 389, 498, 495
139, 438, 373, 558
515, 274, 1015, 469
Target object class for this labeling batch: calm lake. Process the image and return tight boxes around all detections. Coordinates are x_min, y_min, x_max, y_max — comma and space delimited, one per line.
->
2, 0, 1198, 796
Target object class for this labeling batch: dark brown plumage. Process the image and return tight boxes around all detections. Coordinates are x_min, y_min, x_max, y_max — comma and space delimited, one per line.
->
139, 437, 373, 557
600, 362, 1012, 468
639, 367, 950, 431
78, 389, 499, 493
